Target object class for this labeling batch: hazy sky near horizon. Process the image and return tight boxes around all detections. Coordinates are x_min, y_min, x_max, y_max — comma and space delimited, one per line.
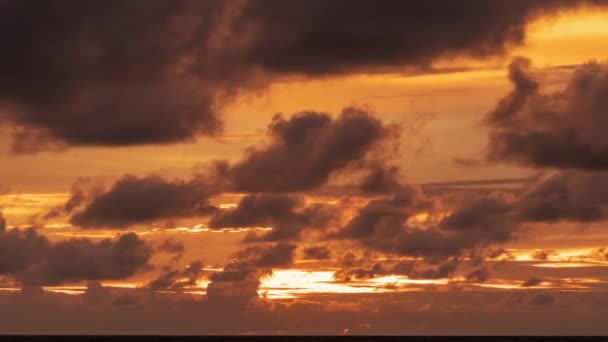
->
2, 0, 608, 334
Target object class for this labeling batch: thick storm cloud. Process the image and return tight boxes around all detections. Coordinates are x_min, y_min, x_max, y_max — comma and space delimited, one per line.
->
0, 229, 153, 285
209, 193, 336, 241
226, 108, 395, 192
516, 172, 608, 223
148, 260, 204, 290
330, 187, 515, 260
67, 174, 220, 228
49, 107, 395, 229
486, 58, 608, 170
0, 0, 602, 151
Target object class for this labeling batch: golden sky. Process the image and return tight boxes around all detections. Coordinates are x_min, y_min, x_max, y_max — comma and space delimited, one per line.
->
1, 1, 608, 335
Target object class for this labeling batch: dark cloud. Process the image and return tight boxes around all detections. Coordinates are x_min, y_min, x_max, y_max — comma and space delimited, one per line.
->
334, 263, 383, 282
26, 233, 153, 285
50, 107, 396, 231
205, 242, 296, 308
0, 0, 230, 151
0, 229, 152, 285
588, 248, 608, 261
392, 260, 460, 280
0, 228, 50, 276
465, 268, 490, 283
155, 238, 185, 263
335, 258, 460, 282
335, 171, 608, 263
516, 172, 608, 223
334, 189, 424, 240
331, 169, 608, 264
420, 178, 528, 198
208, 243, 297, 285
226, 108, 394, 192
148, 260, 204, 290
334, 188, 519, 260
67, 174, 219, 228
337, 250, 375, 268
0, 211, 5, 233
522, 277, 544, 287
489, 249, 515, 260
209, 193, 336, 241
1, 1, 598, 151
44, 177, 104, 220
486, 58, 608, 170
238, 0, 595, 76
302, 245, 332, 260
235, 243, 297, 269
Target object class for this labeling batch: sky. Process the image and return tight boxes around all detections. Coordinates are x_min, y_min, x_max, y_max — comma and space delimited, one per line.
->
1, 0, 608, 335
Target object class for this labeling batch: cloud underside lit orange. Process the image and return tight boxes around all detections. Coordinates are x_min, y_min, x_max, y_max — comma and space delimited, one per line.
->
3, 2, 608, 335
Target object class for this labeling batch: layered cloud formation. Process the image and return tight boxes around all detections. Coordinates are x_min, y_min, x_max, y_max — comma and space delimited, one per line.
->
1, 0, 605, 152
2, 0, 608, 335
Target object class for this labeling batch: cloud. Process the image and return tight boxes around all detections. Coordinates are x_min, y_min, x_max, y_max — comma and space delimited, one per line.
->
516, 172, 608, 223
334, 263, 383, 282
302, 245, 332, 260
333, 188, 519, 260
148, 260, 204, 290
0, 228, 50, 277
1, 0, 599, 151
50, 107, 395, 229
391, 260, 460, 280
522, 277, 544, 287
205, 242, 297, 308
209, 193, 336, 241
334, 188, 425, 240
0, 211, 5, 233
235, 243, 297, 269
0, 229, 153, 285
334, 169, 608, 263
530, 250, 558, 261
334, 258, 460, 282
237, 0, 594, 75
0, 0, 231, 151
155, 238, 185, 263
226, 107, 396, 192
66, 174, 219, 229
486, 58, 608, 170
44, 177, 105, 220
588, 248, 608, 261
465, 268, 490, 283
357, 164, 403, 195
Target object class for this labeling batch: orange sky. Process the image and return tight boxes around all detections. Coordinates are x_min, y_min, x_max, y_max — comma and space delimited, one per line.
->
2, 3, 608, 335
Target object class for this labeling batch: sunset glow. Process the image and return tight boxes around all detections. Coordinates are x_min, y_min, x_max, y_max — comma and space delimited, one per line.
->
2, 1, 608, 335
